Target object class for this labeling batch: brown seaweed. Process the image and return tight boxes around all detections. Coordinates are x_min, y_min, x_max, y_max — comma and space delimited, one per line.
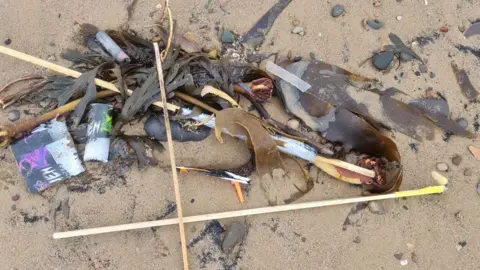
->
215, 108, 284, 176
277, 60, 384, 129
451, 62, 479, 101
464, 22, 480, 38
57, 62, 121, 128
409, 98, 475, 138
375, 88, 436, 141
240, 0, 292, 48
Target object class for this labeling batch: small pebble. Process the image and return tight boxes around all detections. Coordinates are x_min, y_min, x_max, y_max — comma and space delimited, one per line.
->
456, 118, 468, 129
468, 145, 480, 160
287, 119, 300, 130
8, 110, 20, 122
39, 100, 51, 108
476, 183, 480, 195
436, 163, 448, 172
429, 72, 436, 79
221, 30, 235, 43
452, 155, 462, 165
11, 205, 16, 211
400, 259, 409, 266
292, 56, 302, 62
368, 201, 386, 215
292, 19, 300, 27
4, 38, 12, 46
183, 31, 197, 42
331, 5, 345, 17
49, 41, 56, 47
373, 0, 381, 7
431, 171, 448, 186
222, 222, 247, 253
366, 19, 383, 30
464, 168, 472, 176
190, 198, 195, 203
415, 71, 421, 76
456, 241, 467, 251
411, 252, 418, 263
394, 253, 404, 260
440, 26, 449, 33
47, 54, 57, 61
419, 63, 428, 73
458, 25, 466, 33
353, 236, 361, 243
11, 194, 20, 201
409, 143, 419, 153
397, 15, 403, 21
291, 27, 305, 35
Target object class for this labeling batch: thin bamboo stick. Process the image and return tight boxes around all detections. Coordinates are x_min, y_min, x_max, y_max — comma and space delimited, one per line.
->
154, 43, 189, 270
52, 186, 445, 239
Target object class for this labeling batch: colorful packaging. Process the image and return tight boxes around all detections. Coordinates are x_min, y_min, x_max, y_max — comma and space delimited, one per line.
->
11, 120, 85, 194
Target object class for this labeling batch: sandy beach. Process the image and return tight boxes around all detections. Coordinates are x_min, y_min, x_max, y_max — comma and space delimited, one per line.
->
0, 0, 480, 269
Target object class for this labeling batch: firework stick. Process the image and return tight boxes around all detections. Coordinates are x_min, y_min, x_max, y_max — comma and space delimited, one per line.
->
53, 186, 445, 239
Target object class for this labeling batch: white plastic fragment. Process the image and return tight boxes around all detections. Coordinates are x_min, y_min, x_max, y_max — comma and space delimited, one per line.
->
400, 259, 408, 266
266, 61, 311, 92
96, 31, 131, 64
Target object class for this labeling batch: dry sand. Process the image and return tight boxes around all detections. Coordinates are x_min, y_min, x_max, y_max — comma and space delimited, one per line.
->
1, 0, 480, 269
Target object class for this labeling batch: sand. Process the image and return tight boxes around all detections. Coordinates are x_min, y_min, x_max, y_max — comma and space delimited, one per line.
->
1, 0, 480, 269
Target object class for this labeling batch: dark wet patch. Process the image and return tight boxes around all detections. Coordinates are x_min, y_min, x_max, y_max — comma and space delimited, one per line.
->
456, 45, 480, 59
411, 32, 440, 48
188, 220, 225, 249
21, 212, 47, 224
408, 143, 419, 153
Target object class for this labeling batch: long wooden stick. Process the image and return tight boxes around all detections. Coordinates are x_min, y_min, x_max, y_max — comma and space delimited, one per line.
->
0, 46, 179, 111
153, 43, 189, 270
53, 186, 445, 239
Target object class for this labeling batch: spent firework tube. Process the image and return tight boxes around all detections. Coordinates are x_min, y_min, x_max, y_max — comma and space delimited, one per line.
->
84, 103, 113, 162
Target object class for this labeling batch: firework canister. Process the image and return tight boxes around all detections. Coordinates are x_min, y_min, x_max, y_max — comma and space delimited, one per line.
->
84, 103, 113, 162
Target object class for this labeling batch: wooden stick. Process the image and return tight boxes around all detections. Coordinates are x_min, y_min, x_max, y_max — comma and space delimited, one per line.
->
53, 186, 445, 239
313, 156, 376, 178
0, 46, 179, 112
153, 43, 189, 270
